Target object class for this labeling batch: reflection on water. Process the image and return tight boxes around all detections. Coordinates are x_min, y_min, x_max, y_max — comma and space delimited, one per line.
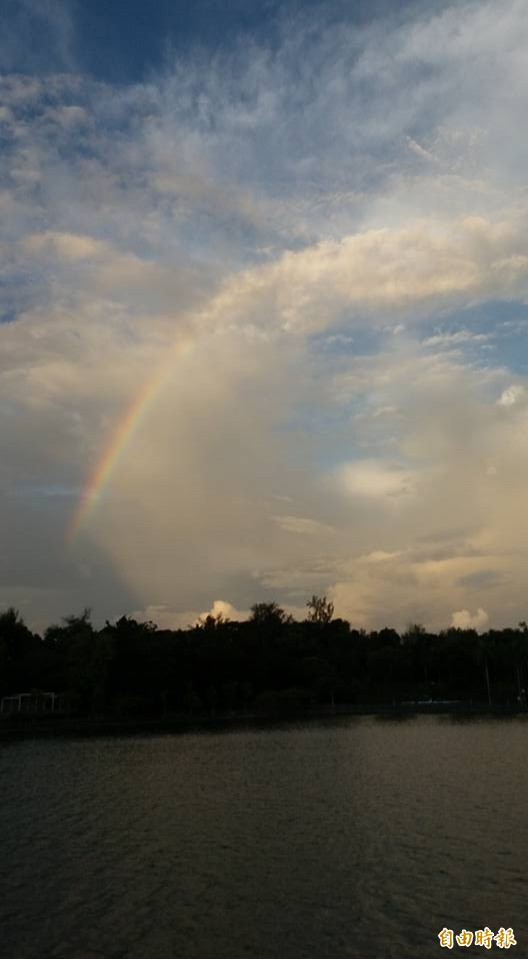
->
1, 716, 527, 958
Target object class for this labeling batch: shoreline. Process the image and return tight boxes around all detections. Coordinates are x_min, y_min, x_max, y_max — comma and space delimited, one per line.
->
2, 701, 528, 741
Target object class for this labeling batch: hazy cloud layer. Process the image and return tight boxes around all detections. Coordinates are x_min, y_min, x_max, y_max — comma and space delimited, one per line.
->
2, 0, 528, 631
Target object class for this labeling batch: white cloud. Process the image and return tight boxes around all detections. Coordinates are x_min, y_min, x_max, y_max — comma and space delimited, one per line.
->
25, 231, 112, 261
131, 599, 250, 630
423, 329, 490, 348
3, 0, 528, 632
272, 515, 335, 536
338, 460, 416, 501
363, 551, 403, 564
451, 608, 490, 631
200, 600, 250, 622
498, 384, 524, 407
194, 217, 528, 336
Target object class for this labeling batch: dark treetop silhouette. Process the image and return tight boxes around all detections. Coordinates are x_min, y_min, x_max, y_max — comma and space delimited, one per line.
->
1, 601, 527, 720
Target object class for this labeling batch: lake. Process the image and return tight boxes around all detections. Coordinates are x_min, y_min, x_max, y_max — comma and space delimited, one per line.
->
1, 715, 527, 958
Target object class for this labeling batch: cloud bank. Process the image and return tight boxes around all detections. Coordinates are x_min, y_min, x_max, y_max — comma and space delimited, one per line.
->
2, 0, 528, 631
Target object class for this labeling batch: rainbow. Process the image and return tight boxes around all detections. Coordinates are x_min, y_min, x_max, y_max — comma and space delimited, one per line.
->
67, 335, 195, 543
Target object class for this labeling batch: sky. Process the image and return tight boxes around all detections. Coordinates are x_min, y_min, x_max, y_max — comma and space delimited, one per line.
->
1, 0, 528, 633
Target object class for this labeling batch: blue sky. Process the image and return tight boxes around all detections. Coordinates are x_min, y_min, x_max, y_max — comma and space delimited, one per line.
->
3, 1, 422, 81
1, 0, 528, 632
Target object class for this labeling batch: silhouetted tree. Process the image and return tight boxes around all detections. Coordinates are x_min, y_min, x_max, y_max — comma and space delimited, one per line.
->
306, 595, 334, 625
250, 602, 291, 627
2, 598, 528, 719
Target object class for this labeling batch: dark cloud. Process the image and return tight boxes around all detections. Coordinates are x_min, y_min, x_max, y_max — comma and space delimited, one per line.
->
456, 570, 506, 590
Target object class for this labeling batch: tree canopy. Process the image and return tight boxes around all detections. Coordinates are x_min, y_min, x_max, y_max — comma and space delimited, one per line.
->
1, 599, 527, 719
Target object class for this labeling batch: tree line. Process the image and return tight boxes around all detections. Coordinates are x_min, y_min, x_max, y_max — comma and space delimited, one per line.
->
1, 598, 528, 718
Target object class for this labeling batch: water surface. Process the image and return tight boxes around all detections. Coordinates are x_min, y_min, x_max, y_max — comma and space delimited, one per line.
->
1, 716, 527, 958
